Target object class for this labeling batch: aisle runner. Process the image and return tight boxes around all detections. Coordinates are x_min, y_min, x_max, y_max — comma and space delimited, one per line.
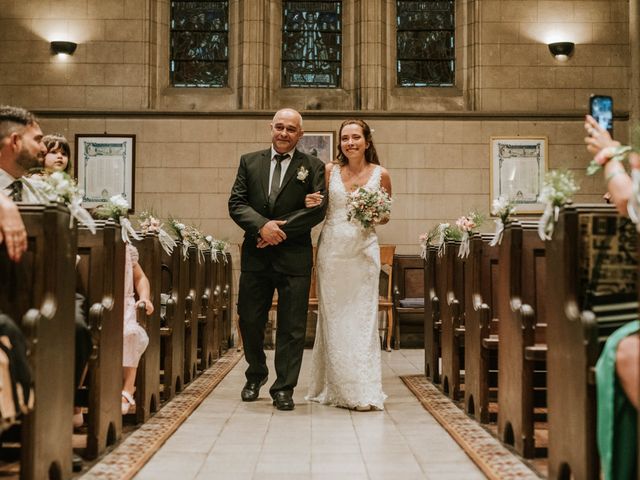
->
82, 349, 243, 480
401, 375, 541, 480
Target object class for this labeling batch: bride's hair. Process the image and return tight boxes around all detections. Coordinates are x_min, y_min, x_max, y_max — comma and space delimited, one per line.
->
335, 119, 380, 166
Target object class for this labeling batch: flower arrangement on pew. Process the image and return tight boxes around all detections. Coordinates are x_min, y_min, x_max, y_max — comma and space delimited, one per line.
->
538, 170, 580, 241
168, 219, 208, 262
455, 210, 485, 258
23, 171, 96, 233
138, 210, 177, 255
205, 235, 229, 263
489, 196, 516, 247
93, 194, 140, 243
418, 222, 462, 259
346, 186, 392, 230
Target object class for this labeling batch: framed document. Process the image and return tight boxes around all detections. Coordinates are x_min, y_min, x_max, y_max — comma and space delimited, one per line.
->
75, 134, 136, 210
297, 131, 335, 164
490, 136, 547, 214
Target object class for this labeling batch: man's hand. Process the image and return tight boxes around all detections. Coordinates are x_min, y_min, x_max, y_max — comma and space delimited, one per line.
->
258, 220, 287, 246
0, 195, 27, 262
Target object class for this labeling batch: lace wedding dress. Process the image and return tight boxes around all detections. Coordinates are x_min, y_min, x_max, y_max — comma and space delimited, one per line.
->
306, 164, 387, 410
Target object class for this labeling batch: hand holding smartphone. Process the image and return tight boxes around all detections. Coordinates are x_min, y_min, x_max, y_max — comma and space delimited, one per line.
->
589, 94, 613, 136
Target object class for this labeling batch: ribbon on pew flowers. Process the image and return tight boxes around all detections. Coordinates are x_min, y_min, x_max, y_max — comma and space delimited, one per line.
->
205, 236, 229, 263
455, 211, 485, 258
138, 210, 177, 255
489, 196, 516, 247
93, 194, 141, 244
538, 170, 579, 241
22, 172, 96, 233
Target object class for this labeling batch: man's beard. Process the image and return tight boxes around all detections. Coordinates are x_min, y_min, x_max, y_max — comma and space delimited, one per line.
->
15, 148, 42, 173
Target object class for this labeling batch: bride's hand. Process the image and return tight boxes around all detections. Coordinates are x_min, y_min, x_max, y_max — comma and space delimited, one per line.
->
304, 191, 323, 208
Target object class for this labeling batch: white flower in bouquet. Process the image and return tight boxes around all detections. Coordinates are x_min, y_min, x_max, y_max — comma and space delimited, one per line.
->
346, 186, 392, 230
489, 196, 516, 247
92, 194, 139, 243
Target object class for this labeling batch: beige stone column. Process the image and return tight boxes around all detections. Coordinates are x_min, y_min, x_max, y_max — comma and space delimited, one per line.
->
630, 0, 640, 125
355, 0, 387, 110
238, 0, 270, 110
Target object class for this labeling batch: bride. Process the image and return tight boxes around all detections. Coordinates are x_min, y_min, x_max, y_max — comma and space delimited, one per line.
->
304, 119, 392, 411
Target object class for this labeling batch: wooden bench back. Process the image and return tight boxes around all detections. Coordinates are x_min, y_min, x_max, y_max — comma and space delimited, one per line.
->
77, 220, 125, 459
0, 204, 76, 480
547, 204, 637, 480
423, 245, 441, 382
184, 246, 202, 383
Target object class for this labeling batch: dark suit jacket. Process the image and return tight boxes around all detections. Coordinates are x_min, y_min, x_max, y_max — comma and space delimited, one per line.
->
228, 148, 327, 276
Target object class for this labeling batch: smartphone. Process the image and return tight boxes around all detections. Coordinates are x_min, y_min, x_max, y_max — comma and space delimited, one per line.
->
590, 94, 613, 136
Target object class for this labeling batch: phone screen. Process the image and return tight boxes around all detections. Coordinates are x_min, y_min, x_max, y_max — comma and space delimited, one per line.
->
590, 95, 613, 136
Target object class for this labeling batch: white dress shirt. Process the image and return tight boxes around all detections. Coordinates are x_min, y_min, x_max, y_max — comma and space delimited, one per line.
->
0, 168, 40, 203
268, 147, 296, 195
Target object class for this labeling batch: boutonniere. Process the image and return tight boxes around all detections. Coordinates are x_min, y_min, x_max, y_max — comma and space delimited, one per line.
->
297, 165, 309, 182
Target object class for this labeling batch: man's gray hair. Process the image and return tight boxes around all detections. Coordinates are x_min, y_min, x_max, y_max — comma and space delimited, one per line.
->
272, 108, 303, 128
0, 105, 38, 142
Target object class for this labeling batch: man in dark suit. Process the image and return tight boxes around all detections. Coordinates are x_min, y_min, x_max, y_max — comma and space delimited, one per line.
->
228, 108, 327, 410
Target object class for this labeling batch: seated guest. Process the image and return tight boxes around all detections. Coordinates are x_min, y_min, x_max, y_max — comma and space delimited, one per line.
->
42, 133, 72, 175
0, 105, 92, 430
584, 115, 639, 480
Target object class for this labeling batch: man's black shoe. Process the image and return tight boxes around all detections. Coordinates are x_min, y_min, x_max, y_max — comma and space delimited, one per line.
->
272, 391, 295, 411
241, 378, 267, 402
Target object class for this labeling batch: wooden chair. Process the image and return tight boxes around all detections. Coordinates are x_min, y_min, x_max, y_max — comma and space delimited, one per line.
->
379, 245, 396, 351
392, 255, 425, 349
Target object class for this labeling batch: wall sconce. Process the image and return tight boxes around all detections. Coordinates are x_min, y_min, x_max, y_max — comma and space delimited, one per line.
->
50, 41, 77, 56
548, 42, 574, 61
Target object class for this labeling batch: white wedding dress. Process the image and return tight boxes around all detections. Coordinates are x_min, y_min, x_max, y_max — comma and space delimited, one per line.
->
306, 164, 387, 410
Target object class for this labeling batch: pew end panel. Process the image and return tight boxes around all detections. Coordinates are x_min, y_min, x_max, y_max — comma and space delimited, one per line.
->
392, 254, 425, 349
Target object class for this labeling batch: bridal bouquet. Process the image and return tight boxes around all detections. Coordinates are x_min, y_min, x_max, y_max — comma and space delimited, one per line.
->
346, 187, 392, 230
24, 172, 96, 233
455, 210, 485, 258
138, 210, 177, 255
93, 194, 140, 244
538, 170, 579, 241
489, 196, 516, 247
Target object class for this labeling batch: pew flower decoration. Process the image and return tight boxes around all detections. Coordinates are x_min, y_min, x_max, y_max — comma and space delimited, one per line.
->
205, 236, 229, 263
138, 210, 177, 255
489, 196, 516, 247
430, 222, 462, 258
93, 194, 140, 244
538, 170, 579, 241
346, 186, 392, 230
168, 219, 191, 259
455, 211, 485, 258
23, 172, 96, 233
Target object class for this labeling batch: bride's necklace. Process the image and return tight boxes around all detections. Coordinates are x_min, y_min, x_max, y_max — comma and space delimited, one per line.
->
343, 165, 371, 190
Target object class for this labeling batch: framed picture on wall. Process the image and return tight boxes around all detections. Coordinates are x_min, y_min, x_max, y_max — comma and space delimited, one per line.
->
490, 136, 547, 214
297, 132, 335, 164
74, 134, 136, 210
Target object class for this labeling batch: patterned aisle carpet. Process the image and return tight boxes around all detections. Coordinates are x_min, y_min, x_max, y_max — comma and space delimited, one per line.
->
81, 349, 244, 480
401, 375, 542, 480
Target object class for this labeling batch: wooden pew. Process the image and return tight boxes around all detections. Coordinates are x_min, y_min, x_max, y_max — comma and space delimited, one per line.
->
184, 246, 202, 383
132, 232, 161, 423
221, 252, 233, 351
439, 240, 466, 401
160, 243, 186, 401
0, 204, 76, 480
496, 219, 547, 459
77, 220, 125, 460
423, 244, 441, 383
464, 233, 499, 423
198, 250, 214, 369
546, 204, 637, 480
392, 254, 425, 349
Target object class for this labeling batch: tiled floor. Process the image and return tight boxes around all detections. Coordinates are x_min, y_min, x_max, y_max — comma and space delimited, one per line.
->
134, 349, 486, 480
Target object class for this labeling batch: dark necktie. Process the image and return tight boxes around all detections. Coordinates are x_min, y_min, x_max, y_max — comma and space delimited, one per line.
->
269, 153, 289, 206
7, 180, 22, 202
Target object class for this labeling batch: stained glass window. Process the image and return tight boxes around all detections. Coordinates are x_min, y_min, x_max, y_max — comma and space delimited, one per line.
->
282, 1, 342, 88
170, 1, 229, 87
396, 1, 455, 87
